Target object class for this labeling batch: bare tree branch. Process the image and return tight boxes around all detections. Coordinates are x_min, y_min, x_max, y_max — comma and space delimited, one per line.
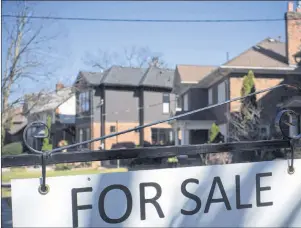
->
1, 2, 63, 146
84, 45, 167, 71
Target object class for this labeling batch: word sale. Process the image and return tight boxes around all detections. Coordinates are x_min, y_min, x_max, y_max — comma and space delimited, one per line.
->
71, 172, 273, 228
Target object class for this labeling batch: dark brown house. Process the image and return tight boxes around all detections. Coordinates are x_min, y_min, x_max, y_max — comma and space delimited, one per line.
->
73, 63, 176, 165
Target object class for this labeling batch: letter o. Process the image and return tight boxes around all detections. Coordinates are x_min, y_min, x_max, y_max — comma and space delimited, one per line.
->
98, 184, 132, 224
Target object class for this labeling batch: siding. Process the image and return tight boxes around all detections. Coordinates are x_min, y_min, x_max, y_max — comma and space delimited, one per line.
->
105, 90, 138, 122
189, 88, 208, 110
144, 91, 176, 122
92, 88, 101, 123
210, 78, 229, 125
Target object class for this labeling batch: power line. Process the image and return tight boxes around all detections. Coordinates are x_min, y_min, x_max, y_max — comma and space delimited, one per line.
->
2, 14, 299, 23
73, 98, 178, 120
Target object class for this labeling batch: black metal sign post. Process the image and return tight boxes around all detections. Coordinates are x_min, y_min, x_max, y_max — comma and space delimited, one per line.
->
2, 84, 301, 194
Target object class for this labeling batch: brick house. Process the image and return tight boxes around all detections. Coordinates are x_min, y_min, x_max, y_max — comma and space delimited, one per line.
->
73, 64, 176, 156
171, 1, 301, 145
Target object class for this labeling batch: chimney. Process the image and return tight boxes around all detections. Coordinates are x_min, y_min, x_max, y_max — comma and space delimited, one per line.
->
56, 82, 64, 92
285, 1, 301, 66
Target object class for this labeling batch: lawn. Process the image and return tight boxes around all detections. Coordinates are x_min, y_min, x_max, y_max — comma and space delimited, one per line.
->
1, 167, 127, 198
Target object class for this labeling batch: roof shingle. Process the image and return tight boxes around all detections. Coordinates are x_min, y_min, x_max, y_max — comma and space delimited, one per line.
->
176, 65, 217, 82
102, 66, 145, 86
78, 65, 175, 89
224, 38, 289, 68
140, 66, 174, 89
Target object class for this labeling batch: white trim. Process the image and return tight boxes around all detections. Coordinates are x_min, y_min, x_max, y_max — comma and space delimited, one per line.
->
208, 88, 213, 105
176, 120, 215, 130
181, 81, 199, 84
217, 81, 226, 103
220, 65, 296, 70
183, 93, 189, 111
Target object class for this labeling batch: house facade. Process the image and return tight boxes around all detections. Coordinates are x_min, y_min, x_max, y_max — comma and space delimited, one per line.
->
172, 1, 301, 145
73, 63, 176, 156
23, 83, 76, 151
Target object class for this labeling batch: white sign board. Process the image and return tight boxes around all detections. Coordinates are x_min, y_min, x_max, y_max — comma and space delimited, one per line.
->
11, 159, 301, 227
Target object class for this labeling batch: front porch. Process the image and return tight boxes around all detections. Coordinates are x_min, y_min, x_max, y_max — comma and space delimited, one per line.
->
171, 120, 215, 145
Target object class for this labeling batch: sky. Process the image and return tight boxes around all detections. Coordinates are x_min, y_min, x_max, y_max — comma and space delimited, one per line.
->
2, 1, 292, 94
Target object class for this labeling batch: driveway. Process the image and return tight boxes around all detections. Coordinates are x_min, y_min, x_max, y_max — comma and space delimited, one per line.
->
1, 198, 12, 228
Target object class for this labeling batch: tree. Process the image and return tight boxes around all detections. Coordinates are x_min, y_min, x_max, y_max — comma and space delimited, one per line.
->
229, 70, 261, 143
1, 2, 63, 146
2, 142, 23, 156
200, 123, 230, 166
84, 46, 167, 70
42, 115, 52, 151
240, 70, 257, 120
209, 123, 220, 143
227, 71, 273, 162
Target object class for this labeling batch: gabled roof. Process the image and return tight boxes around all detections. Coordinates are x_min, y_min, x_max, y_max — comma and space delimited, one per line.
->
140, 66, 174, 88
7, 107, 28, 135
102, 66, 145, 86
176, 65, 217, 83
26, 87, 74, 114
80, 72, 104, 86
78, 65, 175, 89
224, 38, 289, 68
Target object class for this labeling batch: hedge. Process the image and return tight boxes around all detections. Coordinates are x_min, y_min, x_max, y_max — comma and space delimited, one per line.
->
2, 142, 23, 156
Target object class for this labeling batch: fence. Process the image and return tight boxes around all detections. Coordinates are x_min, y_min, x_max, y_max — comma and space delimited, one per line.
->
2, 84, 301, 192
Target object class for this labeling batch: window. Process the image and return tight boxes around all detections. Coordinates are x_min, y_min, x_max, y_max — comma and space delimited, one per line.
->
217, 81, 226, 103
151, 128, 173, 145
183, 93, 189, 111
176, 95, 182, 111
110, 125, 116, 133
208, 88, 213, 105
78, 127, 91, 149
79, 91, 90, 113
162, 93, 170, 114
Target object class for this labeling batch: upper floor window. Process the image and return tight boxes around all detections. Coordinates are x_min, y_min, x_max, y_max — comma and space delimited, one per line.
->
110, 125, 116, 133
79, 91, 90, 113
79, 127, 90, 149
162, 93, 170, 114
208, 88, 213, 105
183, 93, 189, 111
217, 81, 226, 103
176, 95, 182, 111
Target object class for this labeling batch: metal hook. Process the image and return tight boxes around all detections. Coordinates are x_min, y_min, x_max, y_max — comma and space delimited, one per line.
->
275, 109, 301, 140
38, 153, 50, 195
23, 121, 51, 154
22, 121, 51, 194
275, 109, 300, 174
287, 139, 296, 175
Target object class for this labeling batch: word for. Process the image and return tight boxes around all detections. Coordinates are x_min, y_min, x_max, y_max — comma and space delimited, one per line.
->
71, 172, 273, 228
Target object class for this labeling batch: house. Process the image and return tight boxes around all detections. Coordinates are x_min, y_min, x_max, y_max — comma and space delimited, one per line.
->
23, 83, 76, 151
171, 1, 301, 145
73, 61, 176, 159
3, 107, 28, 146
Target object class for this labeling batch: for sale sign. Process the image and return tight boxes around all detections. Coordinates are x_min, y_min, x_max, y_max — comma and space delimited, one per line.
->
11, 159, 301, 227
